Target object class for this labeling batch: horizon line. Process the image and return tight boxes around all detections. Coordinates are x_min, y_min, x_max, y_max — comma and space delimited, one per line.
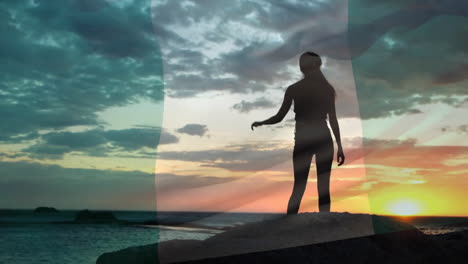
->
2, 207, 468, 217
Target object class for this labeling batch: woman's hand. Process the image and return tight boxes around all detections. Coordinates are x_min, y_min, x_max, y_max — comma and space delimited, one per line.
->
251, 121, 263, 131
337, 147, 345, 166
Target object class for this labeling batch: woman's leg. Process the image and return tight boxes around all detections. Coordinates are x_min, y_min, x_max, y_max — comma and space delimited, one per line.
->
315, 139, 334, 212
287, 143, 313, 215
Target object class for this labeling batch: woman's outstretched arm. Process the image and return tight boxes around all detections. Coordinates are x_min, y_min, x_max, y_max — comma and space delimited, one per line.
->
251, 88, 292, 130
328, 98, 345, 166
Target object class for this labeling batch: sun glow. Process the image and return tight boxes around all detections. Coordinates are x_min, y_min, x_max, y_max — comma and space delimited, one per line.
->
387, 199, 422, 216
368, 185, 460, 216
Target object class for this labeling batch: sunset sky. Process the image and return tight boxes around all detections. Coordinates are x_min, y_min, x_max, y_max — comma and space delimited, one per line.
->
0, 0, 467, 216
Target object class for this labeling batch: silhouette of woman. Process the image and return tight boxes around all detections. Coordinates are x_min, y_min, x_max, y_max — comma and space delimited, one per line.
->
251, 52, 345, 214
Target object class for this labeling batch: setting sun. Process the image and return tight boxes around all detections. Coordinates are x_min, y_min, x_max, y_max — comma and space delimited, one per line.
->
387, 199, 423, 216
367, 186, 459, 216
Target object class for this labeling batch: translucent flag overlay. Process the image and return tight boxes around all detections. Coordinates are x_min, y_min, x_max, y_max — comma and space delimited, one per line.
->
349, 0, 468, 232
151, 0, 368, 262
151, 0, 467, 262
0, 1, 163, 263
1, 0, 467, 263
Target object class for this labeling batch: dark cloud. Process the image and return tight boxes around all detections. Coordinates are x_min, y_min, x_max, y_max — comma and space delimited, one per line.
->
362, 138, 417, 148
151, 0, 468, 119
165, 73, 259, 98
150, 0, 346, 98
156, 174, 238, 190
27, 0, 158, 58
0, 132, 39, 144
269, 0, 468, 60
0, 0, 164, 141
149, 0, 348, 101
153, 137, 426, 172
342, 137, 417, 149
105, 128, 174, 150
2, 0, 466, 150
315, 0, 468, 119
440, 124, 468, 134
253, 0, 343, 32
433, 63, 468, 84
232, 97, 276, 113
0, 152, 27, 159
156, 142, 292, 172
23, 128, 178, 159
459, 125, 468, 133
43, 130, 107, 149
8, 0, 461, 123
217, 43, 295, 86
158, 129, 180, 144
0, 160, 234, 209
0, 160, 153, 209
176, 124, 209, 137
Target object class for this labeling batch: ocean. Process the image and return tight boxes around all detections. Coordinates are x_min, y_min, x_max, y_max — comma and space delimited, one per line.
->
1, 210, 467, 264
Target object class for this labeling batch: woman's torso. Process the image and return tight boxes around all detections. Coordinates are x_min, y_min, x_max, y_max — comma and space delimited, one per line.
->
290, 74, 334, 142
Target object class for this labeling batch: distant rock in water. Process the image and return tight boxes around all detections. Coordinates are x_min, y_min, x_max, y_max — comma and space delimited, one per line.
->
33, 207, 59, 213
97, 212, 468, 264
74, 210, 119, 223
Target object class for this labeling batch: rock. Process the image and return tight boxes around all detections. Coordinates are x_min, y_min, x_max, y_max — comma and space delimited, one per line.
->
95, 212, 468, 264
180, 229, 464, 264
74, 209, 120, 224
33, 207, 59, 213
448, 221, 468, 228
430, 230, 468, 260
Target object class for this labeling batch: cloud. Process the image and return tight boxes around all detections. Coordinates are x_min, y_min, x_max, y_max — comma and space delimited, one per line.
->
156, 142, 292, 172
156, 173, 239, 190
232, 97, 276, 113
153, 137, 438, 172
269, 0, 468, 60
23, 128, 178, 159
176, 124, 209, 137
0, 160, 234, 209
433, 63, 468, 84
151, 0, 347, 98
150, 0, 468, 119
0, 160, 153, 209
441, 124, 468, 134
105, 128, 176, 150
267, 0, 468, 119
0, 0, 164, 141
2, 0, 467, 149
459, 125, 468, 134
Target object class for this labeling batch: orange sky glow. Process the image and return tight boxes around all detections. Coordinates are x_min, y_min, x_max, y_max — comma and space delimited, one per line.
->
155, 144, 468, 216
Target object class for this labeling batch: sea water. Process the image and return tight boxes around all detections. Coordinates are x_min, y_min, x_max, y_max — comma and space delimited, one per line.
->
0, 210, 278, 264
1, 210, 467, 264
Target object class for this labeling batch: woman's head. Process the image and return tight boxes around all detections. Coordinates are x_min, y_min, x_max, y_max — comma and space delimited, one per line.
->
299, 51, 336, 98
299, 52, 322, 75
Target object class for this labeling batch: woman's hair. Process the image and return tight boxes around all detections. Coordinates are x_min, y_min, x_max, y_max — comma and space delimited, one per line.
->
299, 52, 336, 99
299, 52, 322, 74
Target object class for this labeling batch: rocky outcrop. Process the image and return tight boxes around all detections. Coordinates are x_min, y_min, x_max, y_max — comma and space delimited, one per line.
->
74, 209, 121, 224
33, 207, 59, 213
95, 212, 468, 264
